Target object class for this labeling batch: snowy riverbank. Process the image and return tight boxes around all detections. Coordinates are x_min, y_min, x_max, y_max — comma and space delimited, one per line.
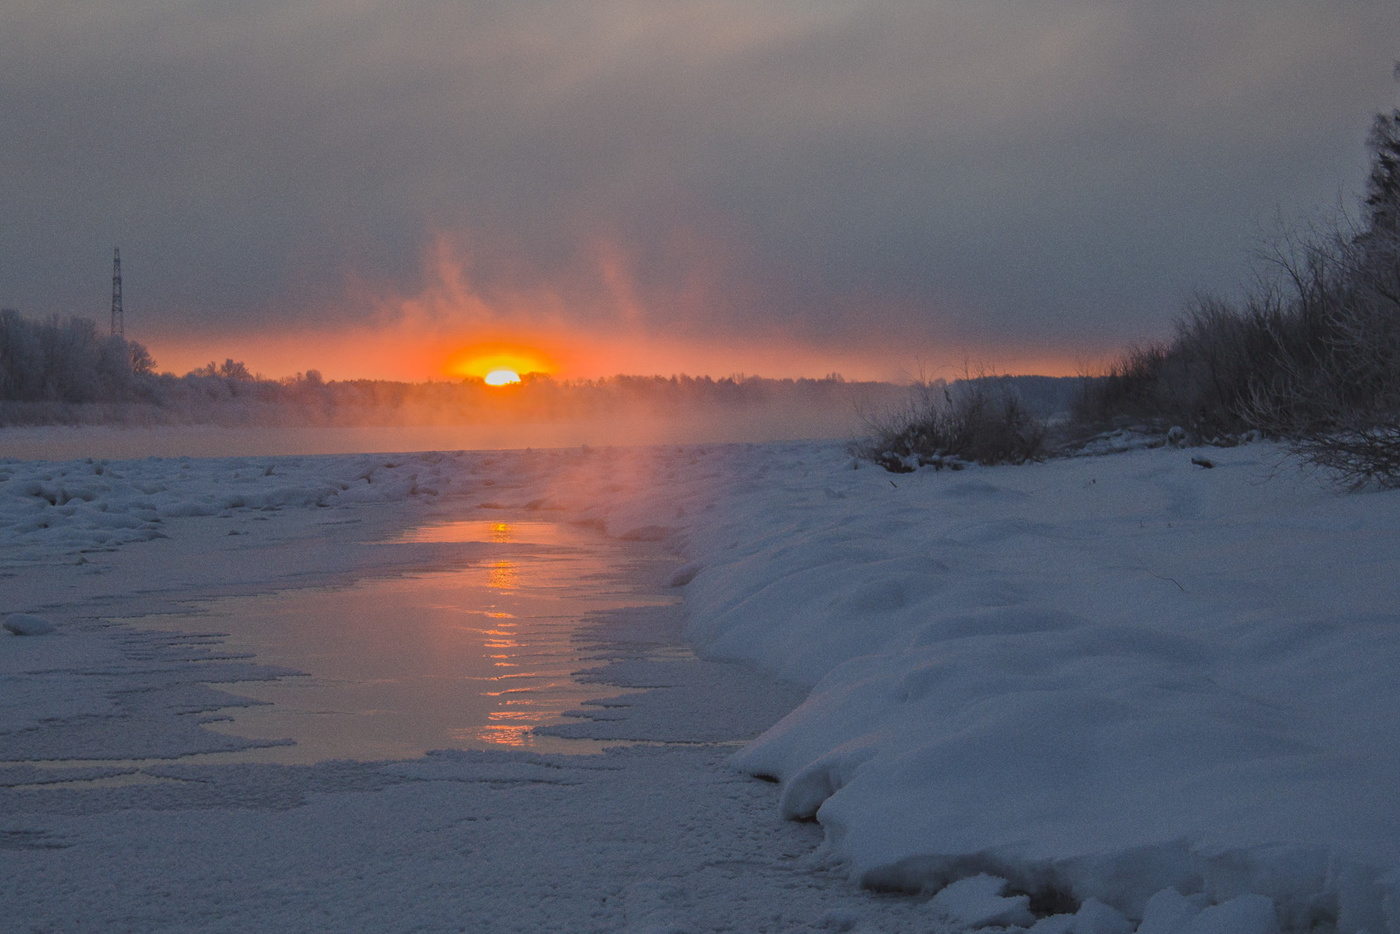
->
678, 443, 1400, 934
3, 439, 1399, 933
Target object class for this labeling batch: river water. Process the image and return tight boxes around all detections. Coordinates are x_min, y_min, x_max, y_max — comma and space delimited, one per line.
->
125, 515, 680, 763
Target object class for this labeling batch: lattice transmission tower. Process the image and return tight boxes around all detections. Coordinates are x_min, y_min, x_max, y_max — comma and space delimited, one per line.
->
110, 247, 124, 339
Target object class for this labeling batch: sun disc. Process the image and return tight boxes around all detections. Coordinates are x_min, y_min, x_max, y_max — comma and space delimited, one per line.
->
485, 369, 521, 386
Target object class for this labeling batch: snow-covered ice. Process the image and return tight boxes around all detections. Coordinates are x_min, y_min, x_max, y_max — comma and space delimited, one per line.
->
2, 438, 1398, 932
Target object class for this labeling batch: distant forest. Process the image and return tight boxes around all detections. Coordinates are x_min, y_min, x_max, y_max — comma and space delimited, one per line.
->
0, 309, 933, 428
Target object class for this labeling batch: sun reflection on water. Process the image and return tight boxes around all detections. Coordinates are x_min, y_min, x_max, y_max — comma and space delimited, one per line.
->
488, 561, 518, 591
390, 519, 570, 546
122, 511, 682, 763
456, 707, 559, 747
454, 724, 535, 747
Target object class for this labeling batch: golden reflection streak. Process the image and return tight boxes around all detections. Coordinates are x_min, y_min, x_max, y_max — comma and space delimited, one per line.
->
488, 560, 518, 591
454, 725, 534, 747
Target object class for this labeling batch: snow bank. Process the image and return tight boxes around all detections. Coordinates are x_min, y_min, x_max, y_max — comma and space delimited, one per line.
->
670, 443, 1400, 932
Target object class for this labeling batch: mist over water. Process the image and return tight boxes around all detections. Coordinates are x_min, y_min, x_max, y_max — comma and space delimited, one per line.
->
0, 405, 871, 460
0, 374, 1086, 460
0, 376, 921, 459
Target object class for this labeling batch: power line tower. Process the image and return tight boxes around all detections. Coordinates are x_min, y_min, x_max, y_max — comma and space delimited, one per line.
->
110, 247, 124, 339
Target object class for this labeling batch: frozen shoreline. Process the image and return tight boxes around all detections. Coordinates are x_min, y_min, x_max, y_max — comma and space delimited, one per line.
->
0, 444, 929, 932
3, 439, 1399, 932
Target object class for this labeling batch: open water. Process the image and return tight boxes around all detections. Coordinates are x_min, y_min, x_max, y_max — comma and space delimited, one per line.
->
126, 515, 680, 763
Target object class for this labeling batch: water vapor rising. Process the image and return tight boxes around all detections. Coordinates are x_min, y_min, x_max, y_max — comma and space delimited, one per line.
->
151, 233, 1000, 383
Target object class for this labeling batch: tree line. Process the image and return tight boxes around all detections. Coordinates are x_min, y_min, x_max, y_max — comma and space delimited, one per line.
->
0, 318, 906, 428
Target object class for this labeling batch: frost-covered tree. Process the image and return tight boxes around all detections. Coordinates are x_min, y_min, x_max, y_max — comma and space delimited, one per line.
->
0, 309, 42, 400
186, 359, 254, 381
129, 341, 157, 376
0, 309, 156, 403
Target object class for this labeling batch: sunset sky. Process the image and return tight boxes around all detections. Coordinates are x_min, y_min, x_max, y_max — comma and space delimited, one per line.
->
3, 1, 1397, 382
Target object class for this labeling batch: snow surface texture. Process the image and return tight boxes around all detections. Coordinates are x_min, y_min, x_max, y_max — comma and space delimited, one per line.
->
2, 440, 1399, 932
676, 443, 1400, 934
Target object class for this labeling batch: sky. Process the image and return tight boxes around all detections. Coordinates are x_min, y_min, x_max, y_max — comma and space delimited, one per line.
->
2, 0, 1398, 383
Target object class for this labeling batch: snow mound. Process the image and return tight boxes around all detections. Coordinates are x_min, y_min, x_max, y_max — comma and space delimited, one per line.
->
4, 613, 55, 636
1178, 894, 1281, 934
1028, 897, 1134, 934
927, 873, 1035, 928
668, 562, 702, 587
1136, 889, 1208, 934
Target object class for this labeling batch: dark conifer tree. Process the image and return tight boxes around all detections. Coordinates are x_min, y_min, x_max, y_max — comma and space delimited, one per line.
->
1362, 64, 1400, 236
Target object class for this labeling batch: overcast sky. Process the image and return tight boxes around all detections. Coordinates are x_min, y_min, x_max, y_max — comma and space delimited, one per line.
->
3, 0, 1398, 380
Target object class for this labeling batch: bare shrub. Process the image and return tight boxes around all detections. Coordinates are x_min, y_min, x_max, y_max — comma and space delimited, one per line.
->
1073, 292, 1300, 440
1280, 425, 1400, 489
858, 371, 1046, 472
1242, 217, 1400, 485
1082, 212, 1400, 484
1074, 80, 1400, 485
1072, 343, 1167, 426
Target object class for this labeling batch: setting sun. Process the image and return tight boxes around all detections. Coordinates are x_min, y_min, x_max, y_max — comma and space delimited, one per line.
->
484, 369, 521, 386
443, 342, 555, 382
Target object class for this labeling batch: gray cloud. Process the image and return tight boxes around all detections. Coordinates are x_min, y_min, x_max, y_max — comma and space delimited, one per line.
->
2, 0, 1397, 373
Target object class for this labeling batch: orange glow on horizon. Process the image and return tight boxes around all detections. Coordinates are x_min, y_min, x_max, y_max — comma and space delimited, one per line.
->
444, 343, 554, 381
143, 327, 1092, 384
